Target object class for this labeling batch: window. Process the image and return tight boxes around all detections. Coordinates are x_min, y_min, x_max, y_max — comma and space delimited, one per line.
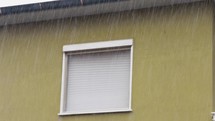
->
59, 39, 133, 115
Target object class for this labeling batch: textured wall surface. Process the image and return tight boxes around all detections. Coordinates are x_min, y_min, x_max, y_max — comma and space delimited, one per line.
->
0, 1, 212, 121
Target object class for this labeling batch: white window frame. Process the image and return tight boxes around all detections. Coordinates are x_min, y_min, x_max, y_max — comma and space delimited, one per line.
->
59, 39, 133, 116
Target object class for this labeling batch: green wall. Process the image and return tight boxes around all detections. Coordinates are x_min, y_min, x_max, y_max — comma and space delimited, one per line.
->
0, 1, 213, 121
213, 0, 215, 112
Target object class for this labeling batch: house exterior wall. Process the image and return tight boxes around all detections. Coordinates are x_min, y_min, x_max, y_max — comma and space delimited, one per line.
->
213, 1, 215, 112
0, 1, 212, 121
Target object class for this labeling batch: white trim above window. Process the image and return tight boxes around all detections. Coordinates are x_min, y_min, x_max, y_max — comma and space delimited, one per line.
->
59, 39, 133, 116
63, 39, 133, 52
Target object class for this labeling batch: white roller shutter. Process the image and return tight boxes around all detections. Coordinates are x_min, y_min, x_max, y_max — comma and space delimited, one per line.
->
65, 48, 131, 114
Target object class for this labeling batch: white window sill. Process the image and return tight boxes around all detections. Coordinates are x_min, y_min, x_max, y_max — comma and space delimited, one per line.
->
58, 109, 132, 116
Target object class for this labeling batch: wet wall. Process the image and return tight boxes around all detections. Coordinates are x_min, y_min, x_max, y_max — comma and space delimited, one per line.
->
0, 1, 213, 121
213, 0, 215, 112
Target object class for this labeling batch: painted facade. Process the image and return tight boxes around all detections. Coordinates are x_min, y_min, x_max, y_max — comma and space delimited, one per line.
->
0, 1, 213, 121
